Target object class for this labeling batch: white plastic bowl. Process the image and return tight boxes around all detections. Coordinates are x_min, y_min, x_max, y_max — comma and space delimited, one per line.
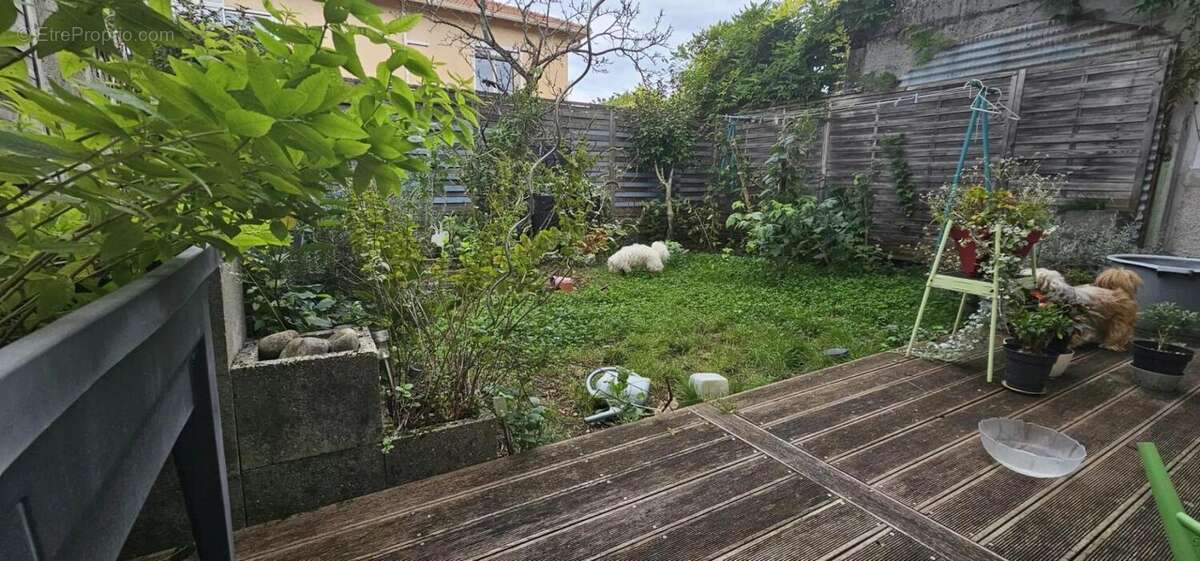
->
978, 418, 1086, 478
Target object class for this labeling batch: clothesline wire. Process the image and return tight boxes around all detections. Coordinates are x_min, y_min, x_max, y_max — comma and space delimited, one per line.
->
718, 81, 1020, 125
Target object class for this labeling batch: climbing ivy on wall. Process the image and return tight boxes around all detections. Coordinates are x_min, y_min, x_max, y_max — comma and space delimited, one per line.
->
1133, 0, 1200, 103
881, 134, 917, 217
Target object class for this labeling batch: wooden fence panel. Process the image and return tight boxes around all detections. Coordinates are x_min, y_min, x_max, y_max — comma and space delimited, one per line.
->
429, 50, 1169, 250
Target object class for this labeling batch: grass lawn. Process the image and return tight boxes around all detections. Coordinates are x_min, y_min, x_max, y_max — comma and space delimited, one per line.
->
525, 252, 957, 433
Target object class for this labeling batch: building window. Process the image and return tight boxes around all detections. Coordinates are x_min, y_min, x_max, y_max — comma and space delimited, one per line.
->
182, 1, 271, 27
474, 48, 514, 94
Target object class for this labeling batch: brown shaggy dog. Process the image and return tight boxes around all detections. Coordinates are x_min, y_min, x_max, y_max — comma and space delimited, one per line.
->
1035, 268, 1143, 351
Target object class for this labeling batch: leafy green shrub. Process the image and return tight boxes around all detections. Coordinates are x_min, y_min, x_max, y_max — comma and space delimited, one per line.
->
346, 145, 595, 428
760, 115, 821, 203
1142, 303, 1200, 350
0, 0, 474, 344
490, 386, 557, 454
726, 177, 881, 266
1007, 303, 1074, 354
239, 232, 365, 335
634, 198, 728, 249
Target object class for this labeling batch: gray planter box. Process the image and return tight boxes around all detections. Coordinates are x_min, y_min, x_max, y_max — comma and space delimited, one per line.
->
385, 415, 503, 486
231, 328, 382, 469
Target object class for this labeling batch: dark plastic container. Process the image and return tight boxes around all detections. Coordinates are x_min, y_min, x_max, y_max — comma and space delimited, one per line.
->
1003, 342, 1059, 395
1131, 340, 1195, 376
1107, 255, 1200, 315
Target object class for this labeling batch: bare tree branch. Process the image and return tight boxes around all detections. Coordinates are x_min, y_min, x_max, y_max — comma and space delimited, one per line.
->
418, 0, 671, 104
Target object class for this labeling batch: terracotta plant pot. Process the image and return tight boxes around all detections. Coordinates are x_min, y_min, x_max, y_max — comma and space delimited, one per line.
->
1131, 340, 1195, 376
950, 226, 1043, 277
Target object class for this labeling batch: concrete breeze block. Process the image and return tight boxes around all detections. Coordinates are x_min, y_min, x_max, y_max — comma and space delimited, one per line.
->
232, 328, 382, 469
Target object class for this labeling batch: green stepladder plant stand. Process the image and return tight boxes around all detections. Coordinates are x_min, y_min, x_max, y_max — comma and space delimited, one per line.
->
905, 80, 1034, 383
1139, 442, 1200, 561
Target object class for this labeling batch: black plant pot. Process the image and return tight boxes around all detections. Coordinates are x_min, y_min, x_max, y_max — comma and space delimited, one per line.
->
1131, 340, 1195, 376
529, 194, 557, 234
1003, 343, 1059, 395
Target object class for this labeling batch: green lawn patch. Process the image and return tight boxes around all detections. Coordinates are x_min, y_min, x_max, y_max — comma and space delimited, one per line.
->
525, 252, 957, 426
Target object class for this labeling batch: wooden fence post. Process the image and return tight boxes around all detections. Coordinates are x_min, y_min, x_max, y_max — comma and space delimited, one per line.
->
1001, 69, 1027, 158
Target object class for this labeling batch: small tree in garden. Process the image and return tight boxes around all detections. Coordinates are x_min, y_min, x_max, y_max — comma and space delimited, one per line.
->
625, 85, 696, 240
0, 0, 475, 344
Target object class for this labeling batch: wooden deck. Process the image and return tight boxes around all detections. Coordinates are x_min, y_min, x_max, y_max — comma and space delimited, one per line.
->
230, 349, 1199, 561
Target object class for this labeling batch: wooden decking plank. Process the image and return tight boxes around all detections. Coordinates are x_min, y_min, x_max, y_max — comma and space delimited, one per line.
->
235, 410, 701, 559
599, 476, 841, 561
768, 356, 991, 442
1078, 445, 1200, 561
876, 368, 1132, 507
801, 372, 1005, 460
832, 529, 942, 561
693, 405, 1007, 561
830, 351, 1129, 481
375, 436, 755, 561
481, 456, 794, 561
733, 352, 913, 409
923, 370, 1178, 536
717, 501, 883, 561
248, 424, 724, 561
740, 357, 952, 426
980, 387, 1200, 561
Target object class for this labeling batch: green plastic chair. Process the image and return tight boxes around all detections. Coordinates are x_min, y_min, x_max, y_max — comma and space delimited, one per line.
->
1139, 442, 1200, 561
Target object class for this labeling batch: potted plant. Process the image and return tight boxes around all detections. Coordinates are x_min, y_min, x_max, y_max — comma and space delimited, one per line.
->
927, 162, 1061, 277
1132, 303, 1198, 380
1004, 303, 1074, 395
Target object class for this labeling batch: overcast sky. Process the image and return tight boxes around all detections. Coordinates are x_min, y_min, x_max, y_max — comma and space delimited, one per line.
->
566, 0, 746, 103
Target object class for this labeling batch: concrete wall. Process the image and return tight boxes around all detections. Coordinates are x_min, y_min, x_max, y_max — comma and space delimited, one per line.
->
852, 0, 1176, 80
266, 0, 571, 98
1147, 95, 1200, 257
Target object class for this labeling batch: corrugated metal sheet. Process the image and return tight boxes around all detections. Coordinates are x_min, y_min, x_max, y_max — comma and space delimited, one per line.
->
900, 20, 1174, 87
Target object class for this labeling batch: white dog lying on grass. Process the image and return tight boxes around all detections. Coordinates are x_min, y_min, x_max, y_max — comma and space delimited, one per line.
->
607, 241, 671, 274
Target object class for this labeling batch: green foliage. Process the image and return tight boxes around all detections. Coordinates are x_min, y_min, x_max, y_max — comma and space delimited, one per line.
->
0, 0, 475, 344
239, 229, 366, 335
624, 85, 698, 240
346, 141, 596, 428
761, 115, 821, 202
490, 386, 557, 453
727, 175, 881, 266
1142, 302, 1200, 350
1007, 302, 1073, 354
1134, 0, 1200, 103
625, 85, 697, 174
634, 198, 729, 250
903, 26, 956, 65
673, 0, 848, 116
880, 134, 916, 217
